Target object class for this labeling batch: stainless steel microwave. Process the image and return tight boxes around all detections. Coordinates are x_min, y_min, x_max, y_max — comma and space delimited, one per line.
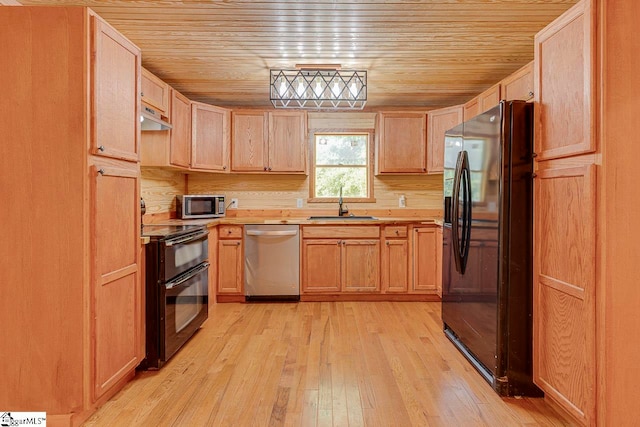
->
177, 195, 225, 219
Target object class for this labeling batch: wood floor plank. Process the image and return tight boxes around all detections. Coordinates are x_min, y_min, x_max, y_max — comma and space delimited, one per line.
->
82, 302, 571, 426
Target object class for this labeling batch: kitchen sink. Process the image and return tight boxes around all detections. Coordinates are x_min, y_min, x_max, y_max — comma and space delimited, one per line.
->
308, 215, 378, 220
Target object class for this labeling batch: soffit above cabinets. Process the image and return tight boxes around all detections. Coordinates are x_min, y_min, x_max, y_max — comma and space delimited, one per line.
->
20, 0, 578, 109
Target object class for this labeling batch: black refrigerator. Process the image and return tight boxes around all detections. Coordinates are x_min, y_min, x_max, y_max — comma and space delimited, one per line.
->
441, 100, 542, 397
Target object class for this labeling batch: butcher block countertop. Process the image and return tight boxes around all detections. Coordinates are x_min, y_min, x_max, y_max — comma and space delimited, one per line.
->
146, 216, 442, 227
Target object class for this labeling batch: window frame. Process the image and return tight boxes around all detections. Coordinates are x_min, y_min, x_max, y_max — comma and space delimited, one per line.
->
308, 129, 376, 203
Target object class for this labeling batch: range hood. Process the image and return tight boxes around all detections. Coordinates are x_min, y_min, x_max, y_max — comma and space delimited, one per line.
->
140, 105, 172, 131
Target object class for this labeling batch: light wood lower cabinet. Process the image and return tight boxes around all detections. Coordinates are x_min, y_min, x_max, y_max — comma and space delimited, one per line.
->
302, 239, 342, 292
301, 226, 380, 293
91, 161, 141, 400
381, 226, 409, 293
412, 227, 440, 294
217, 225, 243, 295
534, 161, 596, 424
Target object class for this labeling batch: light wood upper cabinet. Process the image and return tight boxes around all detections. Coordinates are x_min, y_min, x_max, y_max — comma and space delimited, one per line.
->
464, 82, 502, 121
463, 97, 480, 121
479, 82, 501, 113
534, 0, 595, 160
377, 112, 428, 174
91, 15, 140, 162
169, 89, 192, 168
501, 61, 534, 101
231, 110, 307, 173
231, 110, 268, 172
191, 101, 230, 172
427, 105, 463, 174
141, 67, 170, 118
268, 111, 307, 173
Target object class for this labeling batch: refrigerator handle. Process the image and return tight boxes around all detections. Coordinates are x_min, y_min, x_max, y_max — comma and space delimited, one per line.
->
460, 153, 472, 273
451, 151, 465, 274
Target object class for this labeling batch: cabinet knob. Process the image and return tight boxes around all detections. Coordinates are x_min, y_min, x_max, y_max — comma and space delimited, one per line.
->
97, 168, 105, 175
422, 168, 426, 172
386, 241, 390, 246
395, 230, 399, 235
98, 145, 105, 152
337, 240, 341, 245
268, 167, 272, 171
236, 242, 240, 246
528, 91, 534, 97
264, 166, 268, 171
140, 92, 144, 97
223, 165, 227, 170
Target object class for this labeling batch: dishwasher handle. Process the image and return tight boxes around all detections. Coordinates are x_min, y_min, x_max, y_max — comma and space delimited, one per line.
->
246, 229, 298, 237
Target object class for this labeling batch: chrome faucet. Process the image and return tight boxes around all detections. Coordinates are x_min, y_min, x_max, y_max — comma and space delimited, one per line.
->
338, 185, 349, 216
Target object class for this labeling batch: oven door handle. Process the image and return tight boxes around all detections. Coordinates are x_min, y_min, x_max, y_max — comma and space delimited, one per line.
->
165, 262, 210, 289
164, 229, 209, 247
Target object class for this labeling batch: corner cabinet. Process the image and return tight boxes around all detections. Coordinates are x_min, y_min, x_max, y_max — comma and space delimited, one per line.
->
231, 110, 307, 174
0, 6, 142, 426
376, 112, 428, 174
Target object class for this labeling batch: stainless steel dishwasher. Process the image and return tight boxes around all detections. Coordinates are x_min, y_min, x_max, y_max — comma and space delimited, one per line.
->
244, 224, 300, 301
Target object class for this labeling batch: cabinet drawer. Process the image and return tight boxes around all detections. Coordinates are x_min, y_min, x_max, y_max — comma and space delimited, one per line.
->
219, 225, 243, 239
302, 226, 380, 239
384, 226, 407, 238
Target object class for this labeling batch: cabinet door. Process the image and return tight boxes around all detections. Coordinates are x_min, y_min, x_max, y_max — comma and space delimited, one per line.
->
231, 111, 268, 172
412, 227, 439, 293
381, 239, 408, 293
427, 105, 463, 174
534, 0, 595, 160
342, 240, 380, 292
91, 162, 141, 399
170, 89, 192, 168
302, 239, 341, 292
217, 239, 243, 294
377, 112, 427, 174
479, 82, 501, 113
191, 102, 230, 172
534, 162, 595, 424
268, 111, 307, 173
141, 67, 169, 117
91, 15, 140, 162
501, 61, 534, 101
463, 97, 480, 121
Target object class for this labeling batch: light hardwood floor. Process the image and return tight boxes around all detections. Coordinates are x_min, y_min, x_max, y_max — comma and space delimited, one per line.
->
83, 302, 570, 426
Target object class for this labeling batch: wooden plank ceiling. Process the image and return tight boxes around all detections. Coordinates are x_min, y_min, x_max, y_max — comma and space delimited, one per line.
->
19, 0, 578, 109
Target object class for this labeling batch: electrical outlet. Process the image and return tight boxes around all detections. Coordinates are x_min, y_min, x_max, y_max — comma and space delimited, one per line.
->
296, 198, 303, 208
230, 198, 238, 209
399, 195, 406, 208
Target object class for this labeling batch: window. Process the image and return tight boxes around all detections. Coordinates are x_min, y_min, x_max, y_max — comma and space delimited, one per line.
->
310, 132, 374, 202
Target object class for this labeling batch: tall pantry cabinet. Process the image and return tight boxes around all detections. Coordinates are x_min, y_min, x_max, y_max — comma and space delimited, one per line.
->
0, 7, 143, 426
533, 0, 640, 425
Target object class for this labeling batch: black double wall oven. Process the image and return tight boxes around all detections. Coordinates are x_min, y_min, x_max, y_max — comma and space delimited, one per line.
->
141, 225, 209, 369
